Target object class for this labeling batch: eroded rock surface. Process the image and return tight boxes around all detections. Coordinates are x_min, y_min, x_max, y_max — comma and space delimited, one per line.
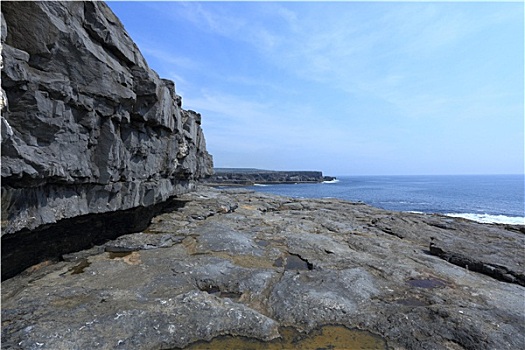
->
2, 187, 524, 349
1, 1, 212, 237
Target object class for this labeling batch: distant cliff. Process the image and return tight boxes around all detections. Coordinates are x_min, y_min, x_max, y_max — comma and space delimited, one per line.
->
1, 1, 212, 277
204, 168, 336, 185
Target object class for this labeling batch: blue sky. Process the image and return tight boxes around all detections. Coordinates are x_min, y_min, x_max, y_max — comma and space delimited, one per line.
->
107, 1, 524, 176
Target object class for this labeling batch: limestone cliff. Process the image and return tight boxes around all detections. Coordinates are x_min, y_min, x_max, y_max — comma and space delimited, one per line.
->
205, 168, 336, 185
1, 1, 213, 237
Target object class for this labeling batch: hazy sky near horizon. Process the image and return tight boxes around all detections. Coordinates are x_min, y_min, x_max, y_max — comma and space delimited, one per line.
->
108, 1, 524, 176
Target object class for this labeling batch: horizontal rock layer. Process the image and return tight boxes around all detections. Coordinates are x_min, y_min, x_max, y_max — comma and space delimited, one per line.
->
1, 1, 213, 236
2, 186, 524, 349
205, 168, 335, 185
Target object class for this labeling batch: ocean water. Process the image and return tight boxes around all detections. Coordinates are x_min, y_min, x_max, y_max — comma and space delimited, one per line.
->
247, 175, 525, 225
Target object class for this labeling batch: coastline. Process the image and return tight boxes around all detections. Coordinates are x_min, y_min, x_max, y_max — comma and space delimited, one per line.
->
242, 174, 525, 226
2, 185, 523, 349
2, 1, 522, 349
203, 168, 336, 186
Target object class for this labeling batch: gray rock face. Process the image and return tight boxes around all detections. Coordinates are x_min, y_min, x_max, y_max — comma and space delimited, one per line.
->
2, 186, 523, 349
205, 168, 336, 185
0, 1, 213, 236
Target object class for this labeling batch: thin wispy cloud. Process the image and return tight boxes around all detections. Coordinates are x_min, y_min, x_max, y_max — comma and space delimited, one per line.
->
109, 1, 524, 175
182, 87, 402, 172
140, 46, 201, 71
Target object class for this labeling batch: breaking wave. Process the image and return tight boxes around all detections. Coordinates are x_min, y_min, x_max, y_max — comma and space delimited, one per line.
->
322, 179, 340, 184
444, 213, 525, 225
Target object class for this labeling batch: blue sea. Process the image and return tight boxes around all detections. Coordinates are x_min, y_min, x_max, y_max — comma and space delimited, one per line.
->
247, 175, 525, 225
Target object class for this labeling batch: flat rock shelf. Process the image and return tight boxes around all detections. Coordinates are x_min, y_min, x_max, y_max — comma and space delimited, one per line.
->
2, 186, 524, 350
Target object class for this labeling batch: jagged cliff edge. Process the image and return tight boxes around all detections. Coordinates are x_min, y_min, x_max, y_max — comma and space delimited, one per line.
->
1, 1, 213, 277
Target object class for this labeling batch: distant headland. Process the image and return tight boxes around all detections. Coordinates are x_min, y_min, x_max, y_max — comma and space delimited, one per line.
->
203, 168, 336, 186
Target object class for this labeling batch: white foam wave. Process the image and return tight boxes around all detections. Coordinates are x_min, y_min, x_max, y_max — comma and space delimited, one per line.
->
322, 179, 340, 184
445, 213, 525, 225
253, 184, 270, 187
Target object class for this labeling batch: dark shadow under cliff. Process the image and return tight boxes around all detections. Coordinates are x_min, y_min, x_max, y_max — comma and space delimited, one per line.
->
1, 196, 186, 281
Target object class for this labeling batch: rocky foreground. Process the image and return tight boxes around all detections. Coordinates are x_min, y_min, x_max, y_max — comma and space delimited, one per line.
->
2, 186, 524, 350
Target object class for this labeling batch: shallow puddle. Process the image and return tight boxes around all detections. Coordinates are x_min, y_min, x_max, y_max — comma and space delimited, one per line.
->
182, 325, 387, 350
396, 297, 428, 307
273, 256, 284, 268
218, 291, 242, 300
106, 251, 141, 265
255, 240, 270, 247
70, 259, 91, 274
285, 254, 313, 270
198, 284, 242, 300
407, 278, 447, 288
273, 253, 313, 271
108, 251, 133, 259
